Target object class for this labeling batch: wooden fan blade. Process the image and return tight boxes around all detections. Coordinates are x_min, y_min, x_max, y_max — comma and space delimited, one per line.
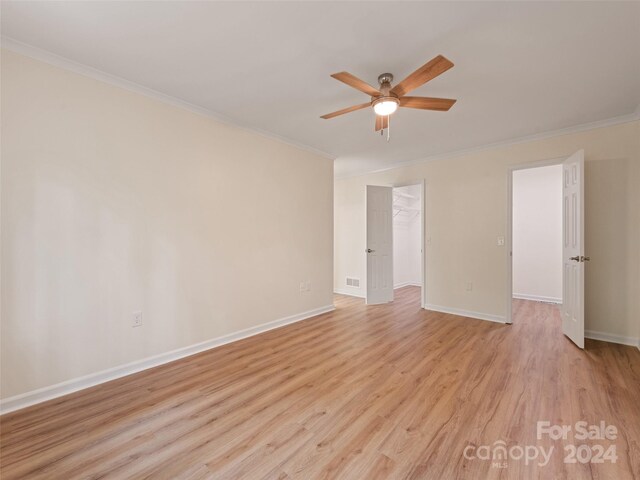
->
320, 102, 371, 119
390, 55, 454, 97
399, 96, 456, 111
331, 72, 381, 97
375, 115, 389, 131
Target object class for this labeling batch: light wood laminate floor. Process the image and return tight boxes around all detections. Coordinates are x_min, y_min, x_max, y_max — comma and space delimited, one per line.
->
1, 287, 639, 479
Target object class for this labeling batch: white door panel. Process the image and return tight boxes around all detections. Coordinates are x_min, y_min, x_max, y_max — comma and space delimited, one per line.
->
561, 150, 585, 348
366, 185, 393, 305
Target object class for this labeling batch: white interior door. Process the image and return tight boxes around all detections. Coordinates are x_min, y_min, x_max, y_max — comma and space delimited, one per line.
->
366, 185, 393, 305
562, 150, 586, 348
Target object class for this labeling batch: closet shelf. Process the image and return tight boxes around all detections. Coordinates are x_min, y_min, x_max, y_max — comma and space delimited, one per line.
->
393, 204, 420, 212
393, 191, 418, 200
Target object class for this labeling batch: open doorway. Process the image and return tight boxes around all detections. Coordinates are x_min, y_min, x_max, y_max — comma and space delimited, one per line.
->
393, 185, 422, 303
365, 181, 425, 307
512, 165, 563, 305
507, 150, 586, 348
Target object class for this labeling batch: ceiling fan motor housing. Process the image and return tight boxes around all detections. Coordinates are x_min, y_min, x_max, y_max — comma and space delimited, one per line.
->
377, 73, 395, 96
377, 73, 394, 86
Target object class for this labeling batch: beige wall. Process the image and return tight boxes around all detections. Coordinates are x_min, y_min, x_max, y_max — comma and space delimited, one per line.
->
335, 120, 640, 341
1, 50, 334, 399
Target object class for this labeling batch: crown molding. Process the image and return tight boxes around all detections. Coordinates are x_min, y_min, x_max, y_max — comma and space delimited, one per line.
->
336, 108, 640, 180
3, 36, 637, 177
1, 36, 335, 161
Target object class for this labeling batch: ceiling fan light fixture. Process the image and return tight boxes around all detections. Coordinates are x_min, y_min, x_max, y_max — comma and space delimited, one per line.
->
320, 55, 456, 132
372, 97, 399, 116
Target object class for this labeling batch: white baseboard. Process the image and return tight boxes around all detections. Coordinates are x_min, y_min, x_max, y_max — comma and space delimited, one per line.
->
333, 288, 365, 298
394, 282, 422, 289
585, 330, 640, 348
0, 304, 335, 415
424, 304, 506, 324
513, 293, 562, 304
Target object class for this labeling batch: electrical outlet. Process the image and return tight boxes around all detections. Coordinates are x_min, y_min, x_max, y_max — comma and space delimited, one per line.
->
497, 236, 505, 246
465, 282, 473, 292
132, 311, 142, 327
300, 281, 306, 293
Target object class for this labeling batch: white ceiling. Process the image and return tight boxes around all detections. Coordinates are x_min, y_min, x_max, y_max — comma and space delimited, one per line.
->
2, 1, 639, 177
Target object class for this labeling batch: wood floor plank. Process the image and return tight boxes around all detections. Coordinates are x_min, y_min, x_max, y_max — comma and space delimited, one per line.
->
1, 287, 639, 479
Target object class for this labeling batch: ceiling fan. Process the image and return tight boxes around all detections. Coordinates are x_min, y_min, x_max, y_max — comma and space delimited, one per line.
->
320, 55, 456, 137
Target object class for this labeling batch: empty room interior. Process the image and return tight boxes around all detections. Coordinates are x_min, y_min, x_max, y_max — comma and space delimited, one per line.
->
1, 2, 639, 479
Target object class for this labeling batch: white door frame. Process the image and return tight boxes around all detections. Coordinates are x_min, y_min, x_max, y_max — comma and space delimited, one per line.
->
391, 179, 426, 308
506, 157, 565, 324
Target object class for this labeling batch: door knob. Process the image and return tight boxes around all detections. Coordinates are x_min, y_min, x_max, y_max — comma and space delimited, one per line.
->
366, 248, 375, 253
570, 255, 590, 262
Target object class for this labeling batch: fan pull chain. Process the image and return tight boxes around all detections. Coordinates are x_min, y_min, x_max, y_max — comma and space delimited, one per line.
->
387, 115, 390, 142
378, 116, 391, 141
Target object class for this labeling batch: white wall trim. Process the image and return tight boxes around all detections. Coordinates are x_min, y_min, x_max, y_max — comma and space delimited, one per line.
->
394, 282, 422, 289
0, 304, 335, 415
585, 330, 640, 349
0, 36, 335, 162
424, 304, 506, 324
333, 288, 365, 298
336, 112, 640, 180
513, 293, 562, 304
